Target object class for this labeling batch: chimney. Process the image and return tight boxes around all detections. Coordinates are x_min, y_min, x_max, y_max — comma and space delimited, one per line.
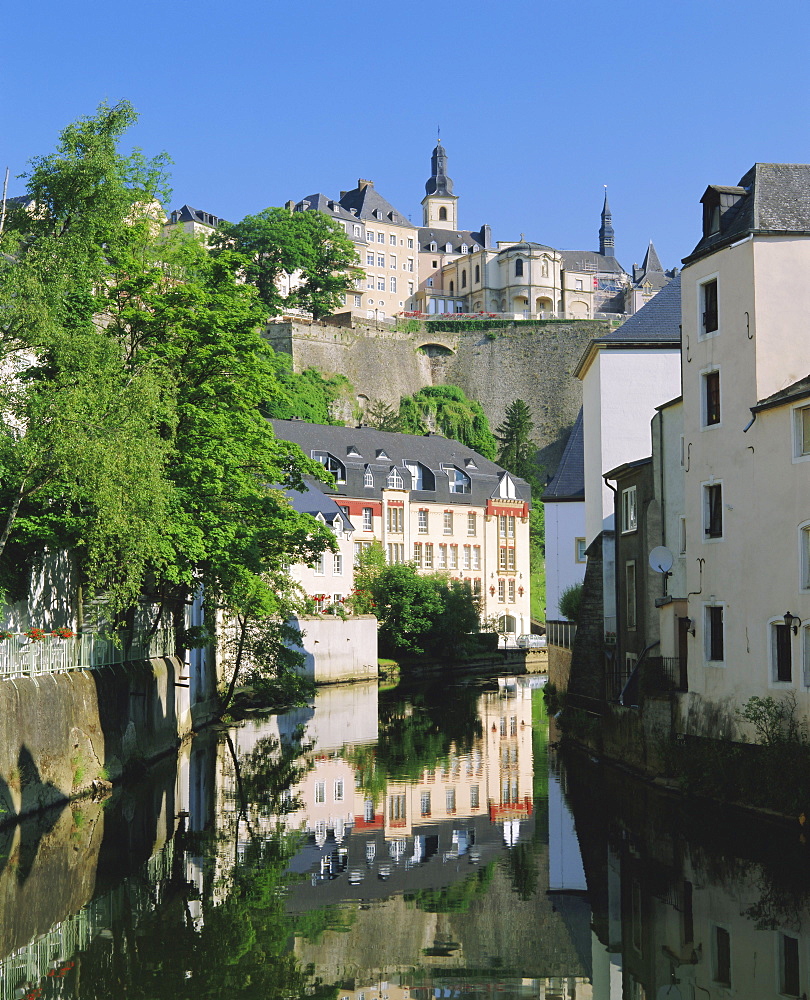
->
358, 178, 374, 190
285, 200, 295, 212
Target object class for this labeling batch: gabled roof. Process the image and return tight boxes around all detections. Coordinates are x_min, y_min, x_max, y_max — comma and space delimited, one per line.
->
574, 274, 681, 378
560, 249, 627, 275
542, 409, 584, 503
297, 192, 365, 228
639, 240, 663, 274
168, 204, 223, 228
271, 419, 531, 507
685, 164, 810, 264
339, 181, 414, 230
285, 478, 356, 533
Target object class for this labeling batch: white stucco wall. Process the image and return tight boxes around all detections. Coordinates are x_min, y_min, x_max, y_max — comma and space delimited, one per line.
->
290, 614, 378, 684
545, 501, 586, 620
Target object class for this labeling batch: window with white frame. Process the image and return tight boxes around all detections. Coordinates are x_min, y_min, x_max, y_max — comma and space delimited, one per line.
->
444, 511, 453, 534
704, 482, 723, 539
413, 542, 422, 567
498, 579, 505, 602
387, 543, 405, 564
418, 508, 428, 533
468, 511, 476, 535
387, 506, 403, 533
362, 507, 373, 531
794, 404, 810, 458
700, 277, 718, 336
449, 545, 458, 569
390, 234, 397, 246
377, 253, 385, 267
800, 524, 810, 590
438, 544, 447, 568
377, 276, 386, 291
448, 468, 471, 493
363, 466, 374, 488
390, 276, 397, 292
508, 579, 515, 602
366, 276, 375, 290
387, 468, 404, 489
366, 231, 374, 242
424, 543, 433, 568
366, 251, 375, 266
334, 779, 344, 802
463, 545, 471, 569
377, 232, 385, 244
575, 538, 587, 562
333, 554, 343, 575
622, 486, 638, 533
314, 553, 325, 576
626, 562, 637, 629
702, 368, 721, 426
407, 238, 414, 249
473, 546, 481, 570
771, 619, 793, 683
508, 515, 515, 538
314, 781, 325, 803
389, 255, 396, 269
705, 604, 725, 662
312, 451, 345, 483
354, 294, 362, 307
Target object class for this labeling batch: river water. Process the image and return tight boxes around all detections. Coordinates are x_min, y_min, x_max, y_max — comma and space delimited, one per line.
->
1, 674, 809, 999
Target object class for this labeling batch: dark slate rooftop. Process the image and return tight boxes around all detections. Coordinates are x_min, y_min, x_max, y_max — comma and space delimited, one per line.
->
542, 409, 584, 503
685, 164, 810, 264
419, 227, 487, 252
499, 240, 557, 255
271, 419, 531, 507
297, 192, 366, 231
752, 373, 810, 413
602, 273, 681, 342
560, 249, 627, 275
339, 181, 414, 230
168, 205, 223, 228
285, 478, 355, 533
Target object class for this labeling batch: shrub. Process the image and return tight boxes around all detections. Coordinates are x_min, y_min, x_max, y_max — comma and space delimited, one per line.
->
558, 583, 583, 623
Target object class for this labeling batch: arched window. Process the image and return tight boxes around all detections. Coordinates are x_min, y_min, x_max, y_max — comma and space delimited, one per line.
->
430, 241, 437, 252
474, 264, 480, 283
515, 258, 524, 278
449, 280, 454, 294
461, 270, 467, 288
439, 207, 447, 221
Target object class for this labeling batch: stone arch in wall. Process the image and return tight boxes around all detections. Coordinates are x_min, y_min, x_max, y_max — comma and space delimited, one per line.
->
418, 343, 455, 358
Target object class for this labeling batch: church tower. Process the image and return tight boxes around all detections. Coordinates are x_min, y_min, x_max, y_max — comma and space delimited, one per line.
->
422, 139, 459, 229
599, 187, 615, 257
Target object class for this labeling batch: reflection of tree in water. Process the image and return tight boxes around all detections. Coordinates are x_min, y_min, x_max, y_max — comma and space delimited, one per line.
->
406, 862, 495, 913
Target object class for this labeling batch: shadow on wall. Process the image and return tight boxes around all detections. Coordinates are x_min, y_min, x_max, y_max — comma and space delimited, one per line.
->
0, 746, 65, 878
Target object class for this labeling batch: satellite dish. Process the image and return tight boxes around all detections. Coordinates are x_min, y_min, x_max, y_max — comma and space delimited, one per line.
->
649, 546, 674, 574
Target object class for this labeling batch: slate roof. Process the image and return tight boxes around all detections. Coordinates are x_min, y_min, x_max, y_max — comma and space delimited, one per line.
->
752, 373, 810, 413
685, 164, 810, 264
271, 419, 531, 507
339, 181, 414, 230
419, 227, 487, 252
168, 205, 223, 228
560, 249, 627, 275
640, 240, 663, 273
602, 273, 681, 342
499, 240, 557, 255
285, 478, 356, 533
542, 409, 584, 503
296, 192, 365, 229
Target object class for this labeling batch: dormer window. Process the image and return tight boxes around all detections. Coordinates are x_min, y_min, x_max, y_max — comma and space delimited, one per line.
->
312, 451, 346, 483
447, 467, 471, 494
387, 468, 404, 489
405, 461, 435, 491
375, 449, 389, 460
461, 244, 468, 254
364, 466, 374, 488
347, 445, 362, 457
445, 243, 453, 253
430, 241, 438, 252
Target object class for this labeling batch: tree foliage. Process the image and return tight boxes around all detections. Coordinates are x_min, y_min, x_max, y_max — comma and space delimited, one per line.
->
213, 206, 361, 319
397, 385, 497, 459
496, 399, 535, 481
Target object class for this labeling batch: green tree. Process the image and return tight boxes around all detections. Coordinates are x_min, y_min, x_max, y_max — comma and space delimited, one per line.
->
362, 397, 401, 431
397, 385, 497, 459
263, 360, 354, 425
559, 582, 583, 623
213, 206, 361, 319
496, 399, 535, 480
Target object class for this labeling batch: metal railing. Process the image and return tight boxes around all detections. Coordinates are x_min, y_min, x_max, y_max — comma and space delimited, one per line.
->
546, 620, 577, 649
642, 655, 688, 694
0, 628, 175, 680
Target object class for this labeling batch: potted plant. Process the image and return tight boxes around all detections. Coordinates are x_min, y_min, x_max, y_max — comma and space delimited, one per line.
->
24, 628, 47, 642
0, 630, 13, 641
51, 627, 75, 640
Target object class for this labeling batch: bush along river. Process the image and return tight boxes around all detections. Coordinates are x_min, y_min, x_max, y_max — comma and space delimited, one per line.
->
2, 673, 810, 999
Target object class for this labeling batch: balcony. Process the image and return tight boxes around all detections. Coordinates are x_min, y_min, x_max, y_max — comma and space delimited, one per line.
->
546, 620, 576, 649
0, 629, 176, 681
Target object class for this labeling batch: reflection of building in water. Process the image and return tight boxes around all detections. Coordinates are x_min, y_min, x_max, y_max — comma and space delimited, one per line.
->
565, 751, 810, 1000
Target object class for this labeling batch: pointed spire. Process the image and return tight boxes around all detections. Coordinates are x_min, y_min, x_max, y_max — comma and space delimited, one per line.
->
641, 239, 663, 273
599, 185, 615, 257
425, 138, 454, 197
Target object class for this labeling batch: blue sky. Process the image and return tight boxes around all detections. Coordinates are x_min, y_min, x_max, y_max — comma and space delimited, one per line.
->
4, 0, 809, 272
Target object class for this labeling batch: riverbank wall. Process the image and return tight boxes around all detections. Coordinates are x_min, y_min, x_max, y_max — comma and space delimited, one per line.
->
290, 615, 378, 684
0, 655, 218, 825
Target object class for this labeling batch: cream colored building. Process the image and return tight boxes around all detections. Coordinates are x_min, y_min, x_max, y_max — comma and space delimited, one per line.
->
272, 420, 533, 636
679, 164, 810, 739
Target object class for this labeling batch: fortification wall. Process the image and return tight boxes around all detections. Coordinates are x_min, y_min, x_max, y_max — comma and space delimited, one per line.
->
266, 318, 613, 472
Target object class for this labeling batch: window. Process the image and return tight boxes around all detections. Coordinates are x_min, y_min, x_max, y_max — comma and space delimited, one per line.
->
508, 579, 515, 602
449, 545, 458, 569
367, 276, 375, 290
473, 546, 481, 570
444, 511, 453, 534
498, 579, 505, 602
362, 507, 373, 531
333, 554, 343, 575
449, 280, 454, 294
622, 486, 637, 532
315, 781, 325, 803
313, 451, 346, 483
354, 224, 362, 237
421, 791, 431, 816
334, 779, 344, 802
366, 231, 374, 242
438, 544, 447, 568
407, 257, 414, 272
461, 270, 467, 288
407, 238, 414, 249
463, 545, 471, 569
418, 508, 428, 533
507, 547, 515, 571
508, 515, 515, 538
703, 369, 721, 426
354, 541, 362, 565
445, 242, 453, 253
389, 793, 406, 821
701, 278, 718, 335
364, 799, 374, 822
387, 468, 404, 489
445, 787, 456, 812
430, 241, 437, 252
377, 254, 385, 268
794, 404, 810, 458
575, 537, 587, 562
780, 933, 800, 997
377, 232, 385, 243
424, 543, 433, 568
390, 234, 397, 246
499, 515, 507, 538
389, 255, 396, 269
803, 625, 810, 686
449, 468, 471, 493
499, 547, 507, 570
390, 276, 396, 292
704, 483, 723, 539
413, 543, 422, 567
710, 925, 731, 986
377, 276, 386, 291
470, 785, 479, 808
314, 553, 325, 576
387, 506, 403, 533
364, 466, 374, 488
515, 257, 524, 277
366, 251, 375, 266
387, 543, 405, 564
426, 277, 434, 287
626, 562, 637, 629
467, 511, 476, 535
354, 294, 362, 307
474, 264, 480, 283
771, 620, 793, 683
439, 207, 447, 221
705, 605, 725, 662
